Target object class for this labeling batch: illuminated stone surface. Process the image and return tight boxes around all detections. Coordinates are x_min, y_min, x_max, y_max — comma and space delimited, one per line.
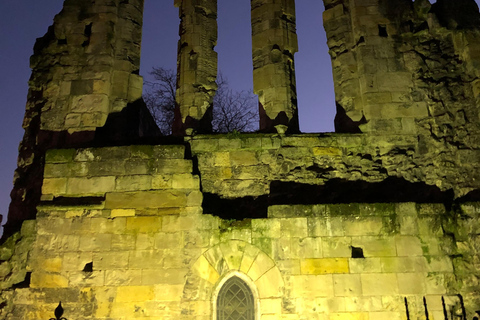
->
1, 0, 480, 319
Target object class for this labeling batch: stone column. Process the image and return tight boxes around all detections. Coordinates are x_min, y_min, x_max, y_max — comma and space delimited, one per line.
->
251, 0, 299, 133
173, 0, 218, 135
5, 0, 148, 237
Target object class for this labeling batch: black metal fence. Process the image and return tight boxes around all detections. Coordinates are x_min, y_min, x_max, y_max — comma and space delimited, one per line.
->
404, 294, 480, 320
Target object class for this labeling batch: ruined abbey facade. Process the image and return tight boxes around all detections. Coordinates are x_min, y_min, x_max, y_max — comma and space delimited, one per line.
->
1, 0, 480, 319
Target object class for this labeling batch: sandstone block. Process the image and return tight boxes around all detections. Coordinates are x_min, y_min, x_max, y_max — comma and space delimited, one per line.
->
298, 237, 323, 259
344, 296, 383, 312
31, 272, 69, 288
79, 233, 112, 251
255, 267, 284, 298
291, 275, 334, 297
126, 216, 162, 233
369, 312, 402, 320
308, 217, 345, 237
71, 94, 109, 113
230, 150, 258, 166
116, 285, 155, 302
105, 190, 188, 209
42, 178, 67, 196
248, 251, 275, 282
154, 283, 184, 301
128, 250, 164, 269
45, 149, 76, 164
397, 273, 426, 295
115, 175, 152, 191
425, 273, 446, 294
252, 219, 282, 238
280, 218, 308, 238
351, 237, 396, 257
111, 209, 135, 217
141, 268, 188, 285
152, 159, 193, 174
192, 255, 219, 284
322, 237, 352, 258
329, 312, 368, 320
425, 256, 453, 272
361, 273, 398, 295
240, 245, 261, 274
187, 190, 203, 206
260, 298, 282, 315
41, 257, 63, 273
395, 236, 423, 256
300, 258, 349, 275
93, 251, 129, 269
162, 215, 197, 231
69, 271, 105, 286
333, 274, 362, 297
171, 174, 200, 189
154, 232, 183, 249
344, 217, 383, 236
219, 241, 247, 270
67, 176, 115, 195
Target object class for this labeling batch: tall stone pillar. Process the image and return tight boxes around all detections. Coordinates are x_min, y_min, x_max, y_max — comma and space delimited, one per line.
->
173, 0, 218, 135
5, 0, 150, 237
251, 0, 299, 133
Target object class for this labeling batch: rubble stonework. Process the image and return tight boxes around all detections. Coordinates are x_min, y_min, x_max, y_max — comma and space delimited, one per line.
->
1, 0, 480, 319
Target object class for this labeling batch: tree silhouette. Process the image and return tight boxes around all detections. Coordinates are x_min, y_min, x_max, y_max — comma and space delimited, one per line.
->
144, 67, 258, 135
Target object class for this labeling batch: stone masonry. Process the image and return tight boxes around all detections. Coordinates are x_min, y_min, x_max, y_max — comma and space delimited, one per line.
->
173, 0, 218, 135
1, 0, 480, 319
251, 0, 300, 133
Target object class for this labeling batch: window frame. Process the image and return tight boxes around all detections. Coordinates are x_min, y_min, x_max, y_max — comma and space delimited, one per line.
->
212, 271, 261, 320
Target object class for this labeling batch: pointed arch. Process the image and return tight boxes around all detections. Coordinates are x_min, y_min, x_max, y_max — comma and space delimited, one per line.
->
215, 273, 256, 320
182, 240, 284, 319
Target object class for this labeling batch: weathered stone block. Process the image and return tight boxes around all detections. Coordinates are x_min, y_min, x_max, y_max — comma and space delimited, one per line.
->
344, 217, 383, 236
255, 267, 284, 298
397, 273, 426, 295
248, 252, 275, 282
361, 273, 398, 295
291, 275, 334, 297
395, 236, 423, 256
126, 216, 162, 233
329, 312, 369, 320
79, 233, 112, 251
45, 149, 76, 164
115, 175, 152, 191
42, 178, 68, 195
66, 176, 115, 195
322, 237, 352, 258
105, 190, 188, 209
111, 209, 135, 217
116, 285, 155, 302
351, 237, 396, 257
333, 274, 362, 297
300, 258, 349, 275
31, 272, 69, 288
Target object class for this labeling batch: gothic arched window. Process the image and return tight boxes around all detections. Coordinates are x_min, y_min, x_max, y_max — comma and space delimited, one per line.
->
217, 276, 255, 320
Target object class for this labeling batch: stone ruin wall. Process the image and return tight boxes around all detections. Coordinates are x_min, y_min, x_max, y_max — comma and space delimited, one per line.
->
6, 0, 159, 236
1, 0, 480, 319
0, 144, 479, 319
325, 0, 480, 140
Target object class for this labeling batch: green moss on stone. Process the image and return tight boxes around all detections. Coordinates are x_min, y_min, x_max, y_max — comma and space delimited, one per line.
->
45, 149, 76, 163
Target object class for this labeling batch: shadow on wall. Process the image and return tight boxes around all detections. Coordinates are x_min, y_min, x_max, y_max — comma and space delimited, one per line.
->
202, 176, 480, 220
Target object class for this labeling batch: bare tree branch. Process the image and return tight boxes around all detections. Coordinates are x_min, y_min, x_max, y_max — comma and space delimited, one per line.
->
144, 67, 258, 134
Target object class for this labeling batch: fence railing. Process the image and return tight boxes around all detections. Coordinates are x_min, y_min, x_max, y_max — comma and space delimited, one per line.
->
49, 295, 479, 320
